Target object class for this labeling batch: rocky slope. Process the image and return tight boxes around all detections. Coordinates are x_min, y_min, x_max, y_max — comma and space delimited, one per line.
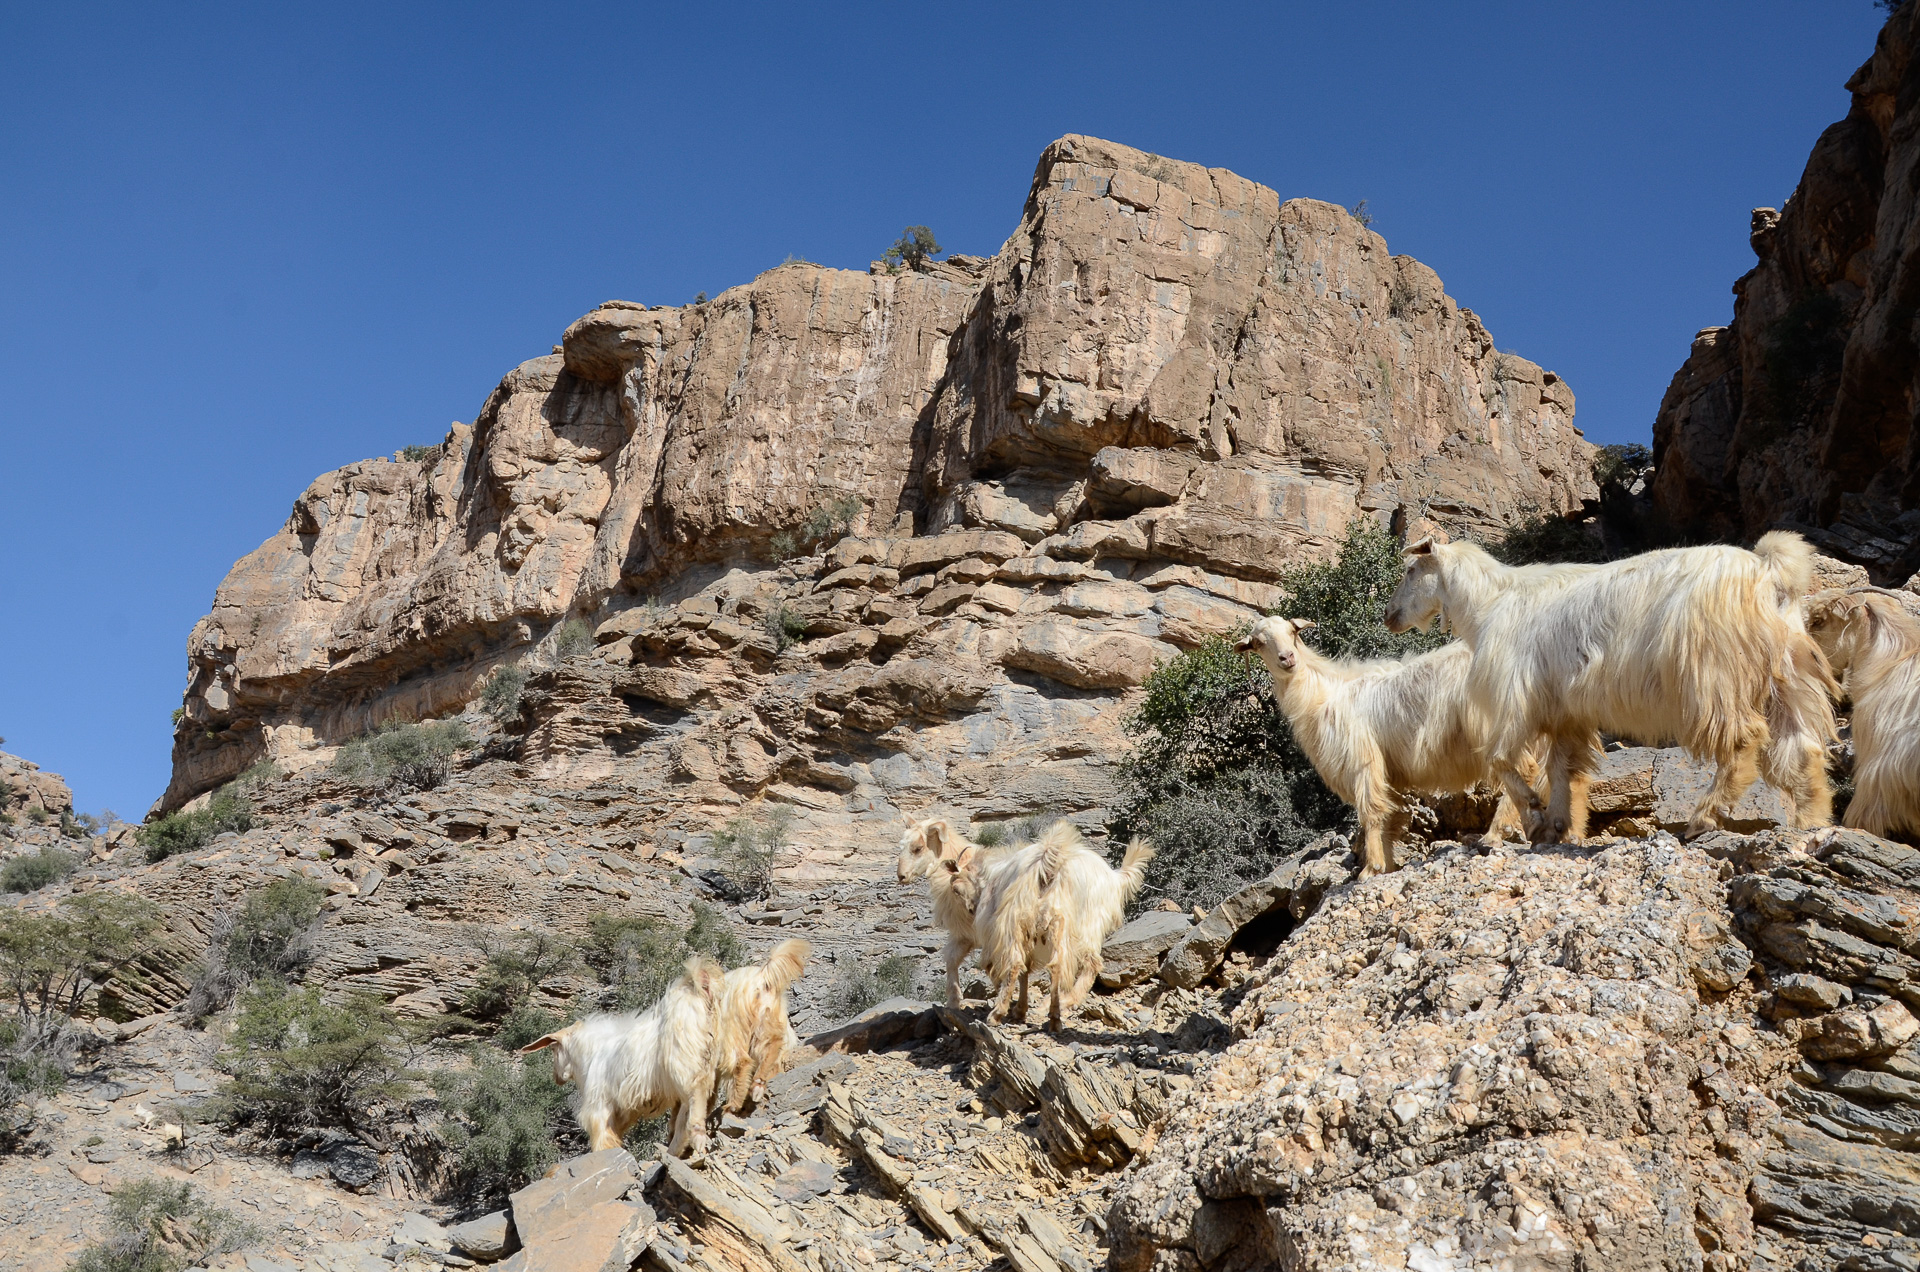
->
1651, 4, 1920, 582
166, 133, 1596, 841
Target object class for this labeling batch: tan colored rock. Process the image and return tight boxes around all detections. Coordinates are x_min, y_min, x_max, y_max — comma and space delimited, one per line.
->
1003, 621, 1175, 690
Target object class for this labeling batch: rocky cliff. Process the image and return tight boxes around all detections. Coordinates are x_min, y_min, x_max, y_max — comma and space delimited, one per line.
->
167, 134, 1596, 840
1652, 4, 1920, 582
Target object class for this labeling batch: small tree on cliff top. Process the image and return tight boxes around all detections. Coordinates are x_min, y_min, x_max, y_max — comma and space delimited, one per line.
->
882, 226, 942, 271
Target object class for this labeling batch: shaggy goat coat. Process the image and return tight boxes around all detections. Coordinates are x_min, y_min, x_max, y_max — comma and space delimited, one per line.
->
971, 822, 1154, 1030
1808, 590, 1920, 840
713, 938, 811, 1113
896, 818, 1004, 1008
1237, 616, 1547, 876
1384, 532, 1837, 842
520, 955, 722, 1158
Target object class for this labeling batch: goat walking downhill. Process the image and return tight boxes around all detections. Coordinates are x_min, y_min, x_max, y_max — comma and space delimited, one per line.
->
1808, 590, 1920, 840
714, 938, 811, 1113
1385, 531, 1837, 844
1236, 616, 1547, 875
968, 822, 1154, 1031
520, 955, 723, 1159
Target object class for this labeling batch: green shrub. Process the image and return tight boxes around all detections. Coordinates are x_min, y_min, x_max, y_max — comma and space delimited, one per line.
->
772, 493, 863, 562
185, 875, 328, 1020
1347, 199, 1373, 227
455, 929, 574, 1026
433, 1046, 575, 1204
764, 603, 809, 652
825, 954, 919, 1020
970, 814, 1050, 850
709, 807, 789, 900
1593, 442, 1652, 489
581, 903, 743, 1013
27, 807, 49, 825
1488, 504, 1609, 565
169, 707, 185, 727
1, 845, 78, 894
0, 894, 161, 1140
1387, 275, 1417, 320
331, 720, 473, 793
481, 665, 527, 723
215, 981, 410, 1135
141, 787, 253, 862
1273, 518, 1448, 660
67, 1176, 256, 1272
881, 226, 942, 271
398, 444, 436, 462
552, 618, 594, 662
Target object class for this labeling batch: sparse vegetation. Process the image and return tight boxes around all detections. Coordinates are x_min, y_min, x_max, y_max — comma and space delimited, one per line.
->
170, 707, 185, 727
1387, 274, 1418, 320
1593, 442, 1652, 490
1, 845, 78, 894
185, 875, 328, 1020
1488, 503, 1609, 566
581, 903, 744, 1013
764, 603, 810, 653
771, 493, 863, 561
141, 783, 254, 862
0, 893, 161, 1143
826, 954, 920, 1020
331, 720, 473, 793
434, 1045, 577, 1205
971, 814, 1050, 849
708, 807, 790, 901
215, 980, 410, 1135
453, 928, 574, 1042
398, 444, 436, 462
1347, 199, 1373, 227
881, 225, 942, 271
1274, 518, 1450, 660
480, 664, 527, 724
1488, 350, 1524, 384
67, 1176, 256, 1272
552, 618, 594, 662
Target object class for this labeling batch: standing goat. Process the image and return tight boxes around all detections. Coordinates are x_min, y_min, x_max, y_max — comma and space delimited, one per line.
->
897, 818, 1002, 1008
969, 822, 1154, 1031
713, 938, 811, 1114
1236, 616, 1546, 876
1384, 532, 1836, 843
1807, 590, 1920, 840
520, 955, 723, 1158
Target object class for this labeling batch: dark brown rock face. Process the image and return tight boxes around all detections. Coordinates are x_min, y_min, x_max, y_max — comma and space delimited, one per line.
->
1652, 7, 1920, 581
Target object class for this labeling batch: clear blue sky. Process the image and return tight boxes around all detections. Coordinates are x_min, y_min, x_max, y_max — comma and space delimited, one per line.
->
0, 1, 1890, 817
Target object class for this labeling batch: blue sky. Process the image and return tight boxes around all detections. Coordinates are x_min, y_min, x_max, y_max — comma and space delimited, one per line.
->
0, 1, 1891, 816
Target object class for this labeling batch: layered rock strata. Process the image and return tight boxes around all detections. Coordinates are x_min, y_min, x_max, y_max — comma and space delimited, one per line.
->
166, 134, 1596, 860
1652, 5, 1920, 581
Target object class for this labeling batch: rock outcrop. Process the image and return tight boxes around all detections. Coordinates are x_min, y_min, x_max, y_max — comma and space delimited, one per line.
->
166, 134, 1596, 834
0, 750, 73, 830
1651, 5, 1920, 582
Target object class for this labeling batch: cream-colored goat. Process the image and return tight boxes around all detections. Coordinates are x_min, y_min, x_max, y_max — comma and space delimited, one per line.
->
520, 955, 723, 1158
1808, 590, 1920, 840
1236, 616, 1549, 876
968, 822, 1154, 1031
1385, 532, 1836, 843
713, 939, 811, 1113
897, 818, 1003, 1008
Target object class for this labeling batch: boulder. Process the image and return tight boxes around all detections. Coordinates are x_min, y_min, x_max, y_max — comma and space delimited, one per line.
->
1003, 621, 1176, 690
1160, 835, 1351, 989
509, 1150, 643, 1249
447, 1210, 519, 1263
1097, 911, 1191, 990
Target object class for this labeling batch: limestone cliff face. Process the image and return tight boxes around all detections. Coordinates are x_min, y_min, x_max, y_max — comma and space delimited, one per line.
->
166, 134, 1594, 816
1652, 6, 1920, 581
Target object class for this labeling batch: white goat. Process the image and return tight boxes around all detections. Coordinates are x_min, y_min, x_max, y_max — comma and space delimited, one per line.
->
969, 822, 1154, 1031
520, 955, 723, 1158
1236, 617, 1548, 876
713, 939, 811, 1113
1384, 532, 1837, 843
897, 818, 1003, 1008
1807, 590, 1920, 840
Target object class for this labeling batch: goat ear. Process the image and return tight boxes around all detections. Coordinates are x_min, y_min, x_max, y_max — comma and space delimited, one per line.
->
1403, 536, 1434, 557
518, 1033, 562, 1054
1290, 618, 1317, 632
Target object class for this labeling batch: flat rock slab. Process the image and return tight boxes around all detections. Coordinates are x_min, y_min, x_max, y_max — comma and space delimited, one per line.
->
804, 998, 942, 1054
510, 1149, 642, 1248
1098, 911, 1191, 989
770, 1159, 838, 1204
170, 1070, 212, 1093
497, 1198, 652, 1272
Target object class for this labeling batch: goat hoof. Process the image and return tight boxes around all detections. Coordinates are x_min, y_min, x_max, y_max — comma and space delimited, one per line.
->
1683, 815, 1719, 839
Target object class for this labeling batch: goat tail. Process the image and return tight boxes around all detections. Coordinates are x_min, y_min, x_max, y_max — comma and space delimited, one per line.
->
1754, 530, 1818, 600
760, 939, 812, 996
1035, 820, 1081, 889
1117, 838, 1156, 903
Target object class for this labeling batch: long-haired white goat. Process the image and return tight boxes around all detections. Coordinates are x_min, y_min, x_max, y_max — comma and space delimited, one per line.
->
897, 818, 1002, 1008
520, 955, 723, 1158
1808, 589, 1920, 840
713, 939, 811, 1114
967, 822, 1154, 1031
1235, 616, 1547, 876
1384, 531, 1837, 843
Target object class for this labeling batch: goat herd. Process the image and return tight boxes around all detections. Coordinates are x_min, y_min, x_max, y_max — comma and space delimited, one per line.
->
520, 529, 1920, 1162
